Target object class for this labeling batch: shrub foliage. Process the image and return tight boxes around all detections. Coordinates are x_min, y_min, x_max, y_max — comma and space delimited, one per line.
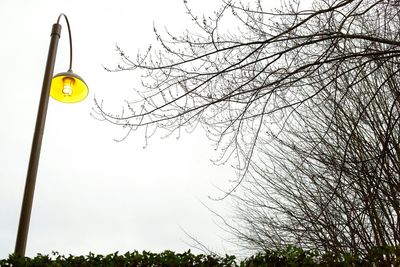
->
1, 246, 399, 266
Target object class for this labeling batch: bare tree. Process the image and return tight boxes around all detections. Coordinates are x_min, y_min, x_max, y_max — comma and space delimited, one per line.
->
227, 60, 400, 256
94, 0, 400, 256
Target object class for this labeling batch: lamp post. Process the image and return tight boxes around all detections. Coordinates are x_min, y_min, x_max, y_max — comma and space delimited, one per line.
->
15, 14, 88, 257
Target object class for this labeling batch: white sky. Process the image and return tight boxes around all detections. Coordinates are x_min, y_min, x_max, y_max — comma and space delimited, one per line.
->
0, 0, 240, 258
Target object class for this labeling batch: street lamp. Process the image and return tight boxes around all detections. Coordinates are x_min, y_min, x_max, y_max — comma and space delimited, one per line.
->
15, 14, 88, 257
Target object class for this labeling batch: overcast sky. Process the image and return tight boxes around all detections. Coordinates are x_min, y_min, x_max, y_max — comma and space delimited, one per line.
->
0, 0, 242, 258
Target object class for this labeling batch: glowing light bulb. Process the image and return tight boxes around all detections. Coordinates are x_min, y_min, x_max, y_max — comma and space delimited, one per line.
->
62, 77, 75, 96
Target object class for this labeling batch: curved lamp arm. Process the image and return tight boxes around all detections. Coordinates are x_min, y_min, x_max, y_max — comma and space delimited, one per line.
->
57, 14, 73, 72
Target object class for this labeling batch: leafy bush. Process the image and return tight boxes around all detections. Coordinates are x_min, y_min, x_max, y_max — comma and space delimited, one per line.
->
1, 246, 398, 266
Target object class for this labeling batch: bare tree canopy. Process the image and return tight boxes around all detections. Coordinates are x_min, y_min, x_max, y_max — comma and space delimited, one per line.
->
94, 0, 400, 257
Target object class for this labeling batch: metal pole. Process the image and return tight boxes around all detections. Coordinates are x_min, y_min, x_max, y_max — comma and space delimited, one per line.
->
14, 23, 61, 257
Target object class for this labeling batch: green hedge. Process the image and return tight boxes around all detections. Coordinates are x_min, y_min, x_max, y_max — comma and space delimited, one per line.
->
1, 246, 399, 266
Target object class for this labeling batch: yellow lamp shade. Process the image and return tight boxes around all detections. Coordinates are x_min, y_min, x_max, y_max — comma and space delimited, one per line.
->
50, 71, 88, 103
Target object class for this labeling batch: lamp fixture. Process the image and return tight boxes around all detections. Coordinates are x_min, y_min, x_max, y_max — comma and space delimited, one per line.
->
15, 13, 88, 257
49, 14, 88, 103
50, 71, 88, 103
